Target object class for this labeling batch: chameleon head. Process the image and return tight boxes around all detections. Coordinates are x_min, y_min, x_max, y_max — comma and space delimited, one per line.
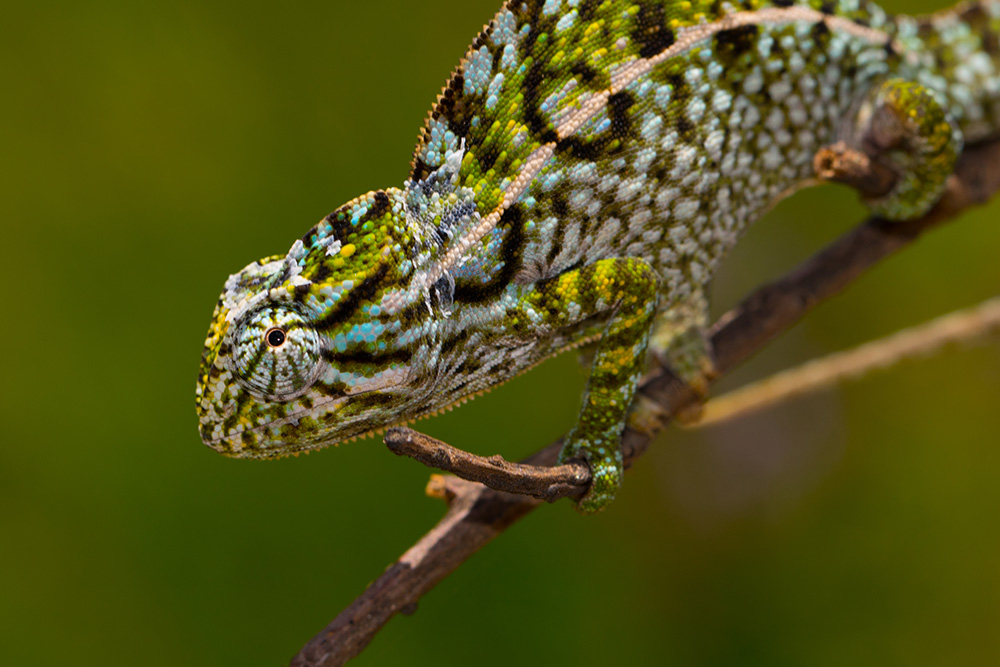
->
196, 191, 421, 458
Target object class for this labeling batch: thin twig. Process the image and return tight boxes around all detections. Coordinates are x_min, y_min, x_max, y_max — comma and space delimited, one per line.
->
694, 294, 1000, 427
385, 427, 590, 501
814, 141, 898, 197
289, 138, 1000, 667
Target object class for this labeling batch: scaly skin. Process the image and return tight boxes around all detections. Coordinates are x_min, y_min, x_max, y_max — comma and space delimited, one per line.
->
197, 1, 1000, 512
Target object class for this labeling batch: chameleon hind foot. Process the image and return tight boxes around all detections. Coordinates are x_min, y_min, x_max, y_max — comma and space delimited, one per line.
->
850, 77, 962, 220
647, 294, 716, 425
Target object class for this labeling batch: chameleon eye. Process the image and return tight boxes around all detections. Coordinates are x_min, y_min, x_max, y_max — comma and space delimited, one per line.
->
265, 328, 286, 348
230, 304, 322, 400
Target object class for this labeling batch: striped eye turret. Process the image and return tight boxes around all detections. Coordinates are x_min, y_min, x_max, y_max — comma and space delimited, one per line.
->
230, 303, 322, 401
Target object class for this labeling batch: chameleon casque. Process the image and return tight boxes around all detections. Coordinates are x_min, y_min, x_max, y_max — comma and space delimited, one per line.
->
197, 0, 1000, 512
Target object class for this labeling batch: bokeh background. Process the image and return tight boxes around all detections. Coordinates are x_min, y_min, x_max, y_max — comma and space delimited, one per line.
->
3, 0, 999, 664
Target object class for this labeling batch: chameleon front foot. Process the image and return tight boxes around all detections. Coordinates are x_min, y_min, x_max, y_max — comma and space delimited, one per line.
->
522, 257, 659, 513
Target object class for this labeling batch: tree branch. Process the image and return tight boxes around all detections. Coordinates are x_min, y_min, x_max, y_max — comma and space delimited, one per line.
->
289, 137, 1000, 667
694, 294, 1000, 427
813, 142, 898, 198
385, 427, 590, 502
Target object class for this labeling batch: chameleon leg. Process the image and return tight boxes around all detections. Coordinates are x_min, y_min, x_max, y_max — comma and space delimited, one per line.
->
648, 290, 714, 396
520, 258, 658, 513
854, 78, 962, 220
636, 291, 716, 428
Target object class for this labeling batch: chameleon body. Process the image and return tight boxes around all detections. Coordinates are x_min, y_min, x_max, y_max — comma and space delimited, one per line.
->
197, 1, 1000, 512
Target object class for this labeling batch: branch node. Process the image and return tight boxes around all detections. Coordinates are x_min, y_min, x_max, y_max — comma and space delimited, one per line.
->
814, 141, 897, 198
425, 475, 451, 502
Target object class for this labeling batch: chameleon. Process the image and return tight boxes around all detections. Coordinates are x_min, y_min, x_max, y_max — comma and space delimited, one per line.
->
197, 0, 1000, 513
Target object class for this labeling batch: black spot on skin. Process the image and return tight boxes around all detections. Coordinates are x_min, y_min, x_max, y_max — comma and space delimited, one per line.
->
243, 344, 267, 383
474, 144, 502, 178
305, 260, 332, 286
714, 24, 759, 64
317, 191, 389, 251
351, 390, 396, 411
960, 2, 989, 22
410, 157, 433, 182
555, 91, 636, 160
650, 160, 669, 184
223, 412, 239, 434
522, 69, 560, 143
768, 35, 787, 60
675, 115, 696, 143
313, 382, 349, 400
518, 4, 560, 144
372, 190, 390, 216
570, 61, 599, 85
811, 20, 831, 42
453, 204, 525, 303
986, 32, 1000, 57
575, 212, 594, 240
471, 25, 493, 52
556, 134, 606, 160
322, 207, 356, 244
551, 192, 569, 218
664, 72, 689, 106
439, 329, 469, 357
323, 346, 413, 368
441, 77, 459, 106
607, 91, 636, 139
312, 263, 390, 331
439, 74, 475, 141
578, 0, 599, 21
544, 209, 567, 267
633, 2, 676, 59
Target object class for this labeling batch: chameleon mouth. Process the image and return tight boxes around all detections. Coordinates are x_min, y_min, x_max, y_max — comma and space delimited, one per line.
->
203, 373, 410, 456
217, 388, 487, 461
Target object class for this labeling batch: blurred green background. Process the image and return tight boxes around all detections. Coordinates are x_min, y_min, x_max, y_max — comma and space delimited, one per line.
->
3, 0, 999, 664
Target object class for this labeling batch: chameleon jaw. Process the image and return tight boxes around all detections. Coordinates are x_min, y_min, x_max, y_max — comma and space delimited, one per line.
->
202, 372, 412, 458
